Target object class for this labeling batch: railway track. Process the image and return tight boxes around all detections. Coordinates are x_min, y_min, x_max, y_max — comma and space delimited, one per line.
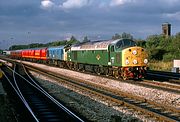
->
24, 64, 180, 122
18, 59, 180, 94
77, 68, 180, 94
1, 57, 180, 121
146, 70, 180, 84
1, 57, 180, 95
1, 57, 180, 86
1, 63, 85, 122
138, 80, 180, 93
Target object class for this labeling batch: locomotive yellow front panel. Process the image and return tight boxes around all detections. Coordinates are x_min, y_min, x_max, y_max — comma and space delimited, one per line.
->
122, 47, 148, 67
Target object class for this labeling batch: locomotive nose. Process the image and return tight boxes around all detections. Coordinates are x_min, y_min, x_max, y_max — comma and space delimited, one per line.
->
122, 47, 148, 67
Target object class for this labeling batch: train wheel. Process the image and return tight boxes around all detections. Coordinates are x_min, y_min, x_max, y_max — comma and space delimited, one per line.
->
76, 64, 80, 71
67, 62, 72, 69
113, 70, 119, 79
59, 62, 63, 68
94, 66, 100, 75
82, 64, 85, 72
55, 61, 58, 66
121, 71, 127, 80
104, 68, 109, 76
74, 63, 78, 71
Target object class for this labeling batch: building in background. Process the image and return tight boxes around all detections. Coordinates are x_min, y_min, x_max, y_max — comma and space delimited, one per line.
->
162, 22, 171, 37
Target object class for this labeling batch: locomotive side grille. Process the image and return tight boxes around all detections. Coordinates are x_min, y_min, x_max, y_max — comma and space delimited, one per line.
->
74, 51, 77, 60
116, 53, 121, 64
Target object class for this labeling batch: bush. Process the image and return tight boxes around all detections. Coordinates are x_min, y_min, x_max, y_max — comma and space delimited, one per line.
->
148, 61, 173, 71
148, 48, 166, 60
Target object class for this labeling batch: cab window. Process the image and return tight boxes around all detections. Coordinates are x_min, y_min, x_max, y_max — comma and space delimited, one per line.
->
111, 46, 115, 52
116, 39, 136, 50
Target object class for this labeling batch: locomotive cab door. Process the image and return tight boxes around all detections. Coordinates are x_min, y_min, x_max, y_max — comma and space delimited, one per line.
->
108, 45, 115, 65
63, 49, 67, 61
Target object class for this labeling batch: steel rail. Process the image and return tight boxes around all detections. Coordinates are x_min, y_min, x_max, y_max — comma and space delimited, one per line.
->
20, 62, 85, 122
1, 66, 39, 121
3, 64, 85, 122
140, 80, 180, 92
1, 57, 180, 88
25, 65, 180, 122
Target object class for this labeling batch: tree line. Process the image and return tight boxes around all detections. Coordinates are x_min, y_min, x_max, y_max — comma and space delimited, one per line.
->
9, 36, 79, 50
136, 32, 180, 61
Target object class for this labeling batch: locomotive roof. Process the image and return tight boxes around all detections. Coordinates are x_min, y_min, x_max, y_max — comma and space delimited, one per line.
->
71, 39, 124, 51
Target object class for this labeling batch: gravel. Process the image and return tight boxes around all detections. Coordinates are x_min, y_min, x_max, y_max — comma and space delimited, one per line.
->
0, 82, 17, 122
31, 72, 143, 122
23, 61, 180, 109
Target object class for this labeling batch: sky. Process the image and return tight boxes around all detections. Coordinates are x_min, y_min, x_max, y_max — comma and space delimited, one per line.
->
0, 0, 180, 49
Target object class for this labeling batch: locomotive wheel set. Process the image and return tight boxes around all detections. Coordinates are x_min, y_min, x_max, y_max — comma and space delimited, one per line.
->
9, 39, 148, 80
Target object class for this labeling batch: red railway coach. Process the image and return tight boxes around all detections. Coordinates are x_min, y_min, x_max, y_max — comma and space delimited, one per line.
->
22, 50, 30, 58
40, 48, 47, 60
22, 50, 25, 58
10, 51, 15, 58
10, 50, 22, 59
18, 48, 47, 62
33, 48, 47, 61
16, 50, 22, 58
29, 50, 35, 59
34, 49, 41, 59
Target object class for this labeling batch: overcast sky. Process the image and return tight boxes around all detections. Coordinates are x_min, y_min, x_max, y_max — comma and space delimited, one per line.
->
0, 0, 180, 49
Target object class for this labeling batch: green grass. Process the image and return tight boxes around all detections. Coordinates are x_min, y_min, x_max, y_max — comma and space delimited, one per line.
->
148, 61, 173, 71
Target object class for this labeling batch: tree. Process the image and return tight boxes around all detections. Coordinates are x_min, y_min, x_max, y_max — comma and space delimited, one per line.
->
112, 32, 133, 40
175, 32, 180, 39
135, 39, 146, 48
83, 36, 90, 42
112, 33, 121, 40
146, 35, 162, 49
70, 36, 77, 41
66, 36, 79, 45
121, 32, 133, 39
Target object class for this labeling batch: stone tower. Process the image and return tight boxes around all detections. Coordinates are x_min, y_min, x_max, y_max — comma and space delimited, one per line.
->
162, 22, 171, 37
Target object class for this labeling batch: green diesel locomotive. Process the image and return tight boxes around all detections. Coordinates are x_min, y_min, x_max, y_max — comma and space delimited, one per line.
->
66, 38, 148, 80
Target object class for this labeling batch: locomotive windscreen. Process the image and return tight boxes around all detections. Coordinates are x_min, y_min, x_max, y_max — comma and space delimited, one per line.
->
115, 39, 136, 49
